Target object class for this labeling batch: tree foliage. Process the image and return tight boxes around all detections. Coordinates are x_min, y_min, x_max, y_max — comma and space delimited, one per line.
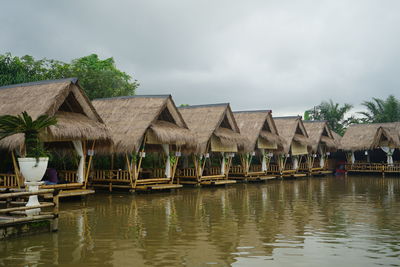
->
359, 95, 400, 123
0, 53, 139, 100
305, 100, 355, 135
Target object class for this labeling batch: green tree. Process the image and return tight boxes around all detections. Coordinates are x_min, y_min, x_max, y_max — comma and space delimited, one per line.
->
0, 53, 139, 100
359, 95, 400, 123
58, 54, 139, 99
0, 53, 60, 85
306, 100, 355, 135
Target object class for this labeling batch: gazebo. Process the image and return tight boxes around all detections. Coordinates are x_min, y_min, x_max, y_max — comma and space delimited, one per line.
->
0, 78, 111, 198
230, 110, 282, 181
340, 122, 400, 176
301, 121, 337, 175
271, 116, 310, 178
176, 103, 245, 186
91, 95, 195, 191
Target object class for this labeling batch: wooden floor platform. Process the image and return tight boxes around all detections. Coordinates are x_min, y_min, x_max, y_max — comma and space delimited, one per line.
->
200, 180, 237, 186
135, 184, 183, 191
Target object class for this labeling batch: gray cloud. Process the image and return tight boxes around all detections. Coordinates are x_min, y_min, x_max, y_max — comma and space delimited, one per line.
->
1, 0, 399, 116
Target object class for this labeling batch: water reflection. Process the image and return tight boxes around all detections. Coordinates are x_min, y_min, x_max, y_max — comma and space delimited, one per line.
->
1, 176, 400, 266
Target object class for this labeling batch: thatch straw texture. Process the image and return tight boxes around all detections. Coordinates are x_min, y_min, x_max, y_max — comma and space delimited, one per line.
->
149, 120, 194, 146
234, 110, 282, 152
331, 131, 342, 146
93, 95, 195, 154
179, 103, 246, 153
273, 116, 310, 154
303, 121, 337, 153
0, 78, 111, 151
340, 122, 400, 151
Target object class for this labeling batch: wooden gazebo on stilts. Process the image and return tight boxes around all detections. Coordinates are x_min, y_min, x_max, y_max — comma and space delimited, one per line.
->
230, 110, 283, 182
340, 122, 400, 176
301, 121, 337, 176
176, 103, 245, 186
0, 78, 112, 198
271, 116, 310, 178
91, 95, 195, 192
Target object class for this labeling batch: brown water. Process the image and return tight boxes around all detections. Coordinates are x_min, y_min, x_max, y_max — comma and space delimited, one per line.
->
1, 175, 400, 267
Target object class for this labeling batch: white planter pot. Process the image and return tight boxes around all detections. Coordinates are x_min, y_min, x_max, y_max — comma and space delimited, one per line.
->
18, 157, 49, 182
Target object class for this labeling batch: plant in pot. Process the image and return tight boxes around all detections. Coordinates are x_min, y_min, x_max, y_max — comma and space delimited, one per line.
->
0, 111, 57, 215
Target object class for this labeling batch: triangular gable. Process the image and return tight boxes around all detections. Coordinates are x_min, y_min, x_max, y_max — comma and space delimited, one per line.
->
295, 119, 308, 138
215, 105, 240, 133
154, 97, 183, 127
57, 82, 105, 123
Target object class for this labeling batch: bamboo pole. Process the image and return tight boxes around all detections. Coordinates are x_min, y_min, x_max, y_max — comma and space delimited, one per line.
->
125, 153, 134, 187
82, 141, 87, 185
84, 141, 95, 189
111, 154, 114, 170
11, 151, 21, 189
0, 189, 54, 199
0, 203, 54, 213
170, 146, 181, 184
133, 135, 147, 188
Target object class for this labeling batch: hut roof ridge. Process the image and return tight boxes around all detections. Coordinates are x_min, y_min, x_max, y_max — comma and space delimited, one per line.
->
179, 103, 229, 109
233, 109, 272, 114
0, 77, 78, 90
93, 94, 171, 101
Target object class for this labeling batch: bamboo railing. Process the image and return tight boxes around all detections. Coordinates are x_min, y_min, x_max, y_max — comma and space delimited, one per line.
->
0, 174, 18, 188
58, 170, 78, 183
0, 189, 59, 233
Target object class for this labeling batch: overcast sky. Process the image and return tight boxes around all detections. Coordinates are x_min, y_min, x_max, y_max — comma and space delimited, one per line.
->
1, 0, 399, 116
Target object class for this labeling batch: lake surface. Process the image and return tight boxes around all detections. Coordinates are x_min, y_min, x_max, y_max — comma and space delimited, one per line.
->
1, 175, 400, 267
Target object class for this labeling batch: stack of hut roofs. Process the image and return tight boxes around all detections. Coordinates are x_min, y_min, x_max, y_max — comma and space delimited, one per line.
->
303, 121, 337, 154
92, 95, 195, 154
0, 78, 110, 151
233, 110, 282, 153
273, 116, 310, 156
331, 131, 342, 147
0, 78, 111, 196
178, 103, 246, 154
339, 122, 400, 152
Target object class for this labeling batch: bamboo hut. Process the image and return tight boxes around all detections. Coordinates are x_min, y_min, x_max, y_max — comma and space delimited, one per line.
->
340, 122, 400, 175
0, 78, 111, 198
176, 103, 245, 185
271, 116, 310, 178
230, 110, 282, 181
301, 121, 337, 175
91, 95, 195, 191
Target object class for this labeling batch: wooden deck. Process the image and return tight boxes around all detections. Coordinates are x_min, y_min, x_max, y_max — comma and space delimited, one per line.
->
345, 163, 400, 175
90, 169, 181, 192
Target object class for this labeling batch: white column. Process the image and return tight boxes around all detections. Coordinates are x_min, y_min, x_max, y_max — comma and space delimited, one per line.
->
292, 156, 299, 170
261, 149, 267, 172
381, 147, 394, 166
220, 152, 225, 175
319, 154, 325, 168
162, 144, 171, 178
72, 141, 84, 183
351, 152, 355, 164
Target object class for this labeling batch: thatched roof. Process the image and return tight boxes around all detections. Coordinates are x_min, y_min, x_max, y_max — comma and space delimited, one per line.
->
273, 116, 310, 154
92, 95, 195, 154
331, 131, 342, 146
303, 120, 337, 153
340, 122, 400, 151
0, 78, 111, 151
179, 103, 246, 153
233, 110, 283, 152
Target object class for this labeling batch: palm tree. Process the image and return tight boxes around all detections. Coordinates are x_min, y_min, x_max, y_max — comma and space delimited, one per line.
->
306, 100, 354, 135
359, 95, 400, 123
0, 111, 57, 158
